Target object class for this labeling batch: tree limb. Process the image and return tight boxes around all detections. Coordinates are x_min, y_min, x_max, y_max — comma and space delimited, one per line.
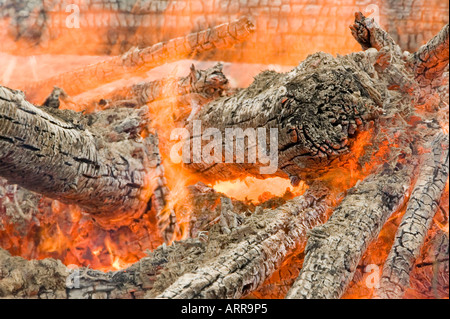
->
184, 51, 385, 183
156, 184, 331, 299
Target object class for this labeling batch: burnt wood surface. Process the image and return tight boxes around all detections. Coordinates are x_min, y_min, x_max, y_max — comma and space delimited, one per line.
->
0, 11, 448, 299
1, 0, 448, 65
20, 16, 254, 103
184, 51, 385, 183
0, 86, 160, 229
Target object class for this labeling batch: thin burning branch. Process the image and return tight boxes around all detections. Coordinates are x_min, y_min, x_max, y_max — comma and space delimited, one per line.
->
0, 85, 159, 229
285, 163, 414, 299
22, 17, 255, 102
0, 178, 40, 226
377, 133, 449, 299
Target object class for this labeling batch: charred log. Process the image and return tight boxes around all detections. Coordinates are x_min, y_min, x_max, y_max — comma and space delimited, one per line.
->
284, 13, 448, 300
184, 51, 385, 183
285, 163, 414, 299
408, 24, 450, 86
0, 85, 160, 229
1, 0, 448, 65
0, 185, 329, 299
377, 133, 449, 299
80, 63, 230, 114
0, 7, 448, 300
22, 17, 255, 102
155, 184, 331, 299
408, 228, 449, 299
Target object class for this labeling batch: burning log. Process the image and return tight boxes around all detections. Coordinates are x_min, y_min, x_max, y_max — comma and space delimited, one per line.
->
183, 51, 385, 183
22, 17, 255, 102
408, 228, 449, 299
0, 184, 330, 299
285, 163, 413, 299
377, 133, 449, 299
0, 8, 448, 299
0, 85, 160, 229
408, 24, 450, 86
156, 184, 331, 299
283, 15, 449, 299
0, 242, 168, 299
1, 0, 448, 65
80, 63, 230, 113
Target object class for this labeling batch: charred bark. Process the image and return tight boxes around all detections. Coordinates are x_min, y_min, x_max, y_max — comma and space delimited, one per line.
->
0, 184, 329, 299
184, 51, 385, 183
0, 8, 448, 300
0, 85, 160, 229
0, 243, 167, 299
80, 63, 230, 114
2, 0, 448, 65
285, 163, 414, 299
408, 24, 450, 86
284, 13, 448, 300
22, 17, 255, 102
408, 229, 449, 299
377, 133, 449, 299
156, 184, 331, 299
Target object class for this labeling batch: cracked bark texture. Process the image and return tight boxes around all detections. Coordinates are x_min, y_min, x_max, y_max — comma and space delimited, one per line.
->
283, 13, 448, 300
0, 179, 250, 276
377, 133, 449, 299
285, 163, 413, 299
408, 229, 449, 299
0, 7, 448, 300
0, 185, 328, 299
408, 23, 449, 86
156, 185, 330, 299
0, 243, 169, 299
184, 51, 385, 183
0, 85, 160, 229
1, 0, 448, 65
21, 16, 254, 103
0, 237, 212, 299
81, 63, 230, 114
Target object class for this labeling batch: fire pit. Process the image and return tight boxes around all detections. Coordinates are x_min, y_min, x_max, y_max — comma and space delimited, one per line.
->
0, 0, 448, 299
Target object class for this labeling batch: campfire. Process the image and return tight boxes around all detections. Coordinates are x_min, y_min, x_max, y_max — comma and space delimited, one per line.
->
0, 0, 448, 299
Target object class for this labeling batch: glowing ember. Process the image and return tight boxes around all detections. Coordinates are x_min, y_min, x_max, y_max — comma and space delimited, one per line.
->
0, 0, 448, 299
213, 177, 307, 203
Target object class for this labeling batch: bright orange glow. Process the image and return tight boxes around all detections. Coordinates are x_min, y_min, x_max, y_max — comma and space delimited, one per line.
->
213, 177, 307, 203
434, 178, 449, 234
318, 129, 392, 193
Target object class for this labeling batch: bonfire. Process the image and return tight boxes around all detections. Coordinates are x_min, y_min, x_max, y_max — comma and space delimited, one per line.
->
0, 0, 448, 299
